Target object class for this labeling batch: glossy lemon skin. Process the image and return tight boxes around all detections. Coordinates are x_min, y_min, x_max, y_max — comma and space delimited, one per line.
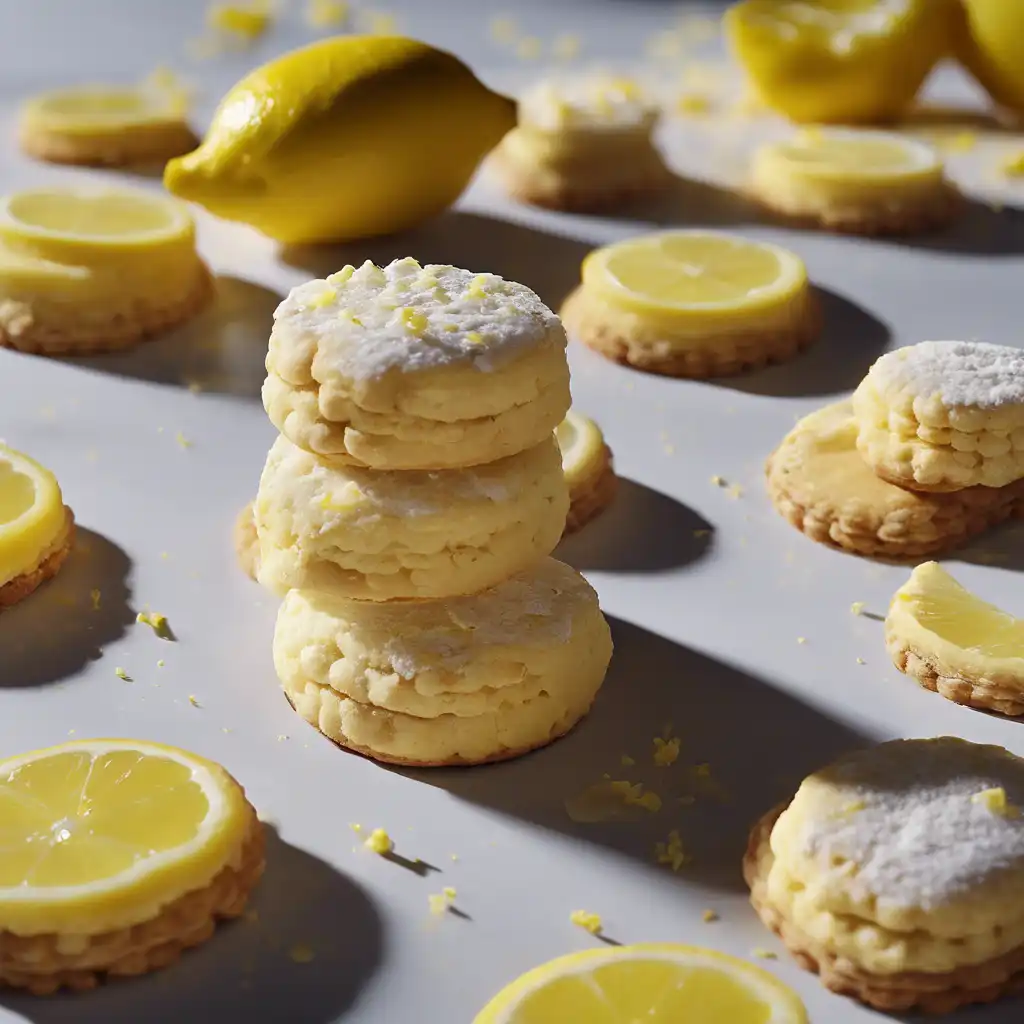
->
957, 0, 1024, 114
724, 0, 959, 124
165, 36, 516, 244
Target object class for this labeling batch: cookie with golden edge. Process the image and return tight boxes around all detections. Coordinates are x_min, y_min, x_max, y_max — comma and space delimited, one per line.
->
853, 341, 1024, 492
0, 444, 75, 610
766, 401, 1024, 559
750, 129, 959, 236
277, 557, 613, 766
264, 258, 570, 471
0, 739, 264, 994
561, 230, 819, 379
491, 76, 674, 213
886, 560, 1024, 716
557, 409, 617, 534
745, 738, 1024, 1014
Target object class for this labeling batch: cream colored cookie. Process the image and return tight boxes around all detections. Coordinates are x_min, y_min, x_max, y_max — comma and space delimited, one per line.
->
491, 75, 673, 213
745, 738, 1024, 1014
557, 410, 617, 534
766, 401, 1024, 559
886, 560, 1024, 716
233, 501, 258, 581
254, 433, 568, 600
853, 341, 1024, 492
750, 129, 959, 236
263, 258, 571, 471
560, 231, 819, 379
277, 558, 613, 766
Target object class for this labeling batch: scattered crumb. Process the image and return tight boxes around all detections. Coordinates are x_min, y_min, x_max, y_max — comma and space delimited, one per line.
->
288, 943, 315, 964
516, 36, 542, 60
90, 589, 102, 611
702, 909, 720, 923
676, 92, 711, 115
364, 828, 393, 855
136, 610, 172, 639
796, 636, 807, 645
726, 483, 743, 499
564, 779, 662, 822
710, 475, 726, 487
350, 823, 363, 833
620, 754, 635, 767
443, 886, 457, 899
175, 431, 193, 449
850, 601, 865, 615
973, 787, 1021, 818
115, 667, 131, 682
653, 736, 681, 768
67, 728, 76, 736
206, 2, 272, 43
999, 150, 1024, 177
654, 829, 689, 872
489, 16, 517, 44
188, 694, 202, 707
856, 657, 866, 665
428, 893, 450, 916
693, 528, 711, 539
304, 0, 348, 29
552, 33, 580, 61
450, 853, 459, 862
570, 910, 603, 935
663, 442, 676, 456
753, 948, 778, 960
157, 659, 165, 668
693, 762, 711, 779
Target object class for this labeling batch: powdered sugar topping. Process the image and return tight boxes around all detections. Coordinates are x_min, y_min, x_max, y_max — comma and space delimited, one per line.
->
274, 258, 563, 382
870, 341, 1024, 409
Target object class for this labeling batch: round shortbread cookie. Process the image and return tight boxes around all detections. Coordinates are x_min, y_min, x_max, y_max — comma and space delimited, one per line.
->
263, 258, 571, 471
254, 433, 568, 601
766, 401, 1024, 559
853, 341, 1024, 492
744, 804, 1024, 1015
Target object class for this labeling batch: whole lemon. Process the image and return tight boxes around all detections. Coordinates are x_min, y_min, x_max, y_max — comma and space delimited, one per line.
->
957, 0, 1024, 115
164, 36, 515, 244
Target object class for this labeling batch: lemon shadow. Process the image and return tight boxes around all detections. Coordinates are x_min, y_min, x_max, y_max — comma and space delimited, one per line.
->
0, 527, 134, 688
0, 828, 384, 1024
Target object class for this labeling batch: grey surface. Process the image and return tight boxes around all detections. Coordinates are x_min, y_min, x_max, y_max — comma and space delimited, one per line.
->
0, 1, 1023, 1021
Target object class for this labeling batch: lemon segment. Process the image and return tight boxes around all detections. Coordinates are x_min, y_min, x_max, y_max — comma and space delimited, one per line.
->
0, 445, 66, 586
556, 410, 604, 493
0, 740, 252, 937
581, 231, 808, 322
20, 86, 188, 134
164, 36, 516, 244
724, 0, 959, 123
957, 0, 1024, 115
474, 943, 807, 1023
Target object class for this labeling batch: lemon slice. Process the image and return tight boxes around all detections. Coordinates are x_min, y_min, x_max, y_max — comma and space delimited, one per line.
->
0, 739, 253, 936
0, 444, 66, 588
473, 944, 807, 1023
725, 0, 958, 123
556, 410, 605, 493
22, 86, 186, 133
763, 129, 940, 182
581, 230, 808, 320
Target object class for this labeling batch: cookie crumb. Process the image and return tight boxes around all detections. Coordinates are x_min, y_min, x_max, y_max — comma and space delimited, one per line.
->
136, 610, 171, 638
850, 601, 865, 615
364, 828, 393, 854
114, 667, 131, 682
90, 589, 102, 611
620, 754, 635, 767
652, 736, 680, 767
175, 431, 193, 449
796, 636, 807, 645
570, 909, 603, 935
702, 908, 719, 923
654, 829, 689, 872
752, 948, 778, 960
855, 657, 866, 665
188, 694, 201, 707
288, 943, 315, 964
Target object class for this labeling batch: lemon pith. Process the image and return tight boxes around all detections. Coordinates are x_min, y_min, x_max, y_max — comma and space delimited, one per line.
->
164, 36, 516, 244
0, 740, 251, 937
556, 410, 604, 491
0, 444, 66, 586
473, 943, 807, 1023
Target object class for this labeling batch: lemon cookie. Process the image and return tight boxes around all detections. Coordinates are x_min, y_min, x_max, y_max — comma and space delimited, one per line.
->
263, 258, 570, 470
0, 443, 74, 609
766, 401, 1024, 559
561, 231, 819, 378
490, 75, 673, 212
0, 187, 212, 356
887, 561, 1024, 716
745, 737, 1024, 1014
0, 738, 263, 994
853, 342, 1024, 492
233, 501, 259, 581
751, 129, 959, 235
276, 557, 612, 766
557, 410, 617, 534
19, 83, 197, 167
254, 433, 568, 600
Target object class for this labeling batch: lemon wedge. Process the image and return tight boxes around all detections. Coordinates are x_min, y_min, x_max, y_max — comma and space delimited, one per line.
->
0, 443, 67, 590
164, 36, 516, 244
473, 944, 807, 1023
581, 230, 808, 320
957, 0, 1024, 115
0, 739, 254, 937
724, 0, 959, 123
556, 411, 605, 494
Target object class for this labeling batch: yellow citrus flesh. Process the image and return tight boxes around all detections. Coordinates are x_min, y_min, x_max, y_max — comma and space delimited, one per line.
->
724, 0, 959, 123
957, 0, 1024, 114
556, 411, 605, 492
473, 944, 807, 1024
892, 562, 1024, 659
164, 36, 516, 244
582, 231, 807, 321
766, 129, 940, 182
0, 740, 251, 937
21, 86, 187, 133
0, 445, 65, 587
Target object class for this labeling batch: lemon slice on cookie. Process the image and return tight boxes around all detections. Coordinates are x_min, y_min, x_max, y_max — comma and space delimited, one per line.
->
473, 943, 807, 1023
556, 410, 617, 533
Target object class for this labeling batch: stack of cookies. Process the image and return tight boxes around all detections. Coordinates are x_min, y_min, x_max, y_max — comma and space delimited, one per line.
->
767, 341, 1024, 559
251, 257, 613, 766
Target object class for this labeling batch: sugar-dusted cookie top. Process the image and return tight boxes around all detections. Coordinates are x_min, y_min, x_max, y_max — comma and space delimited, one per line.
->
271, 257, 564, 383
517, 75, 657, 132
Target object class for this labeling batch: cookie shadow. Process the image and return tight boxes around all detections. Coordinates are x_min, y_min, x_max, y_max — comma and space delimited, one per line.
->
717, 285, 892, 398
642, 173, 766, 230
888, 196, 1024, 258
0, 828, 383, 1024
954, 519, 1024, 573
0, 528, 134, 688
281, 209, 594, 312
60, 276, 281, 399
399, 618, 868, 893
555, 478, 713, 572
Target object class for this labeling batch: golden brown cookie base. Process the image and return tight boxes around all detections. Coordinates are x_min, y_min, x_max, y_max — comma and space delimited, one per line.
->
18, 121, 199, 168
562, 285, 820, 379
870, 461, 977, 495
1, 810, 265, 994
0, 265, 214, 356
886, 634, 1024, 717
0, 506, 75, 609
233, 501, 259, 582
565, 444, 618, 534
744, 807, 1024, 1014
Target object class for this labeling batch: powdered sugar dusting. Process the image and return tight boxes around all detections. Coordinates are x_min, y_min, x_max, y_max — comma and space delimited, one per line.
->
795, 738, 1024, 910
870, 341, 1024, 409
275, 258, 563, 383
